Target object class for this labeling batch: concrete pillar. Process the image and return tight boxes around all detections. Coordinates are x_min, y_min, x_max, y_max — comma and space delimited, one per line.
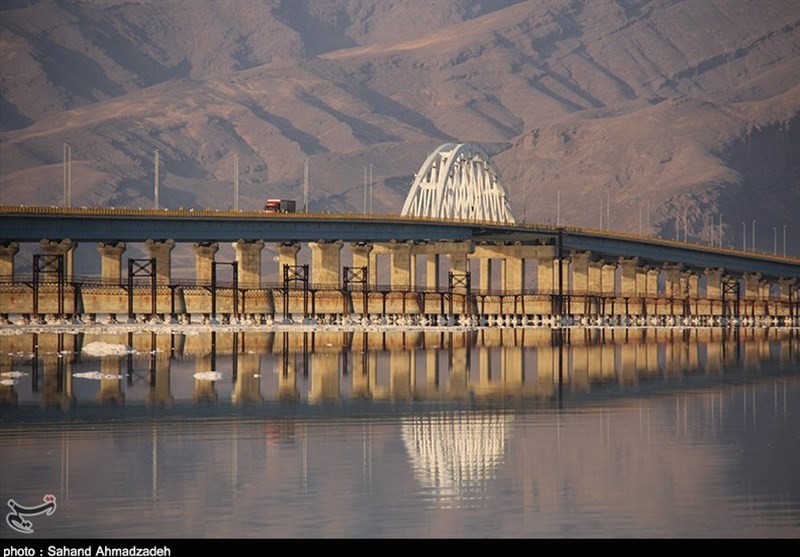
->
232, 239, 264, 289
687, 272, 700, 299
479, 258, 492, 292
635, 266, 649, 298
570, 251, 591, 294
145, 239, 175, 285
705, 268, 724, 299
601, 262, 617, 296
368, 251, 378, 288
193, 242, 219, 285
646, 268, 661, 297
388, 241, 414, 289
308, 240, 343, 287
779, 278, 797, 302
743, 272, 763, 301
40, 238, 77, 280
556, 258, 570, 294
536, 256, 553, 293
758, 280, 771, 300
350, 242, 374, 285
618, 257, 638, 297
97, 241, 126, 284
427, 253, 440, 291
588, 261, 604, 294
276, 242, 301, 280
504, 256, 525, 293
350, 242, 373, 274
0, 241, 19, 279
663, 264, 683, 298
448, 251, 469, 275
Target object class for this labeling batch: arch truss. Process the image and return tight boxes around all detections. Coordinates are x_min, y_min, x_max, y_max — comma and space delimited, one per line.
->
401, 143, 515, 224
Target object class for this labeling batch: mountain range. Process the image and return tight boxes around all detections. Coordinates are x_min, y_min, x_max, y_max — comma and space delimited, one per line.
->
1, 0, 798, 256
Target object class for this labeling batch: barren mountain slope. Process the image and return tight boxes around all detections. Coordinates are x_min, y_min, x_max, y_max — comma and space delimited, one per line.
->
1, 0, 798, 255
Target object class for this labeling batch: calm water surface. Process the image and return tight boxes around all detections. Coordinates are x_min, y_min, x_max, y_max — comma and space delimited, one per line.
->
1, 327, 798, 538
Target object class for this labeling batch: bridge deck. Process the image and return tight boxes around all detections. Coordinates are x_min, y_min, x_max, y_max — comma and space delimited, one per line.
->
1, 206, 798, 280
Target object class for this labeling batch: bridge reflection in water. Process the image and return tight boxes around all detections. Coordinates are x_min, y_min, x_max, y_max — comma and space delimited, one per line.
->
0, 328, 798, 528
1, 328, 796, 409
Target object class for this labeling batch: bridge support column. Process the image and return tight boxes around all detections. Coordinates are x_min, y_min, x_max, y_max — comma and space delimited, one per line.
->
704, 267, 724, 318
368, 252, 378, 288
427, 254, 440, 291
758, 279, 771, 318
145, 239, 175, 285
635, 266, 649, 299
743, 272, 762, 301
350, 242, 373, 270
600, 262, 617, 314
0, 241, 19, 279
536, 256, 553, 294
387, 241, 414, 290
663, 264, 683, 315
446, 241, 472, 275
570, 251, 590, 295
779, 278, 797, 321
194, 242, 219, 285
557, 257, 570, 293
309, 240, 343, 287
233, 239, 264, 289
503, 256, 525, 293
588, 260, 603, 294
97, 241, 126, 284
646, 268, 660, 297
479, 258, 492, 292
601, 262, 616, 297
645, 268, 660, 315
742, 272, 763, 321
618, 257, 638, 298
40, 238, 77, 281
276, 242, 301, 278
705, 268, 724, 300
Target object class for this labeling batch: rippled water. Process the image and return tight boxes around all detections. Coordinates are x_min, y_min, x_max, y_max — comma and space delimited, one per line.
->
1, 327, 798, 538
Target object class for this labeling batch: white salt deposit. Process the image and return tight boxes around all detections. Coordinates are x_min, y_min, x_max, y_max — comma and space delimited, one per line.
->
193, 371, 223, 381
1, 379, 18, 386
73, 371, 124, 380
1, 371, 28, 378
81, 342, 132, 356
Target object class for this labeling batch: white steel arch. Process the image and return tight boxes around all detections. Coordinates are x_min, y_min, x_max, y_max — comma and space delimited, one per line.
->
400, 143, 515, 224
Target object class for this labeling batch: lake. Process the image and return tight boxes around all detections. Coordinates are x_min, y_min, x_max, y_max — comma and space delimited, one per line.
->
1, 325, 798, 539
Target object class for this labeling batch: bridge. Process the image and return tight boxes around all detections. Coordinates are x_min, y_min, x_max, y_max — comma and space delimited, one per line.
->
0, 143, 798, 326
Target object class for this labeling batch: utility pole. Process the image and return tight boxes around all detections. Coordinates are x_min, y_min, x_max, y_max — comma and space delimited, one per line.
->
752, 219, 756, 253
369, 163, 373, 213
233, 154, 239, 211
556, 190, 560, 226
154, 150, 159, 210
773, 227, 777, 255
742, 222, 746, 251
784, 225, 788, 257
719, 213, 723, 247
363, 165, 368, 215
63, 143, 72, 208
639, 204, 642, 235
303, 158, 309, 212
683, 205, 688, 241
599, 195, 603, 229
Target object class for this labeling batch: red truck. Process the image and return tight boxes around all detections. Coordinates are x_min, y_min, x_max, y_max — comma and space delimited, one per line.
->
263, 199, 296, 213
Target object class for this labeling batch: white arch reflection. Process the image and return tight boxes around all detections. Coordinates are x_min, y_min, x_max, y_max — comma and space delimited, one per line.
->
401, 411, 514, 508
